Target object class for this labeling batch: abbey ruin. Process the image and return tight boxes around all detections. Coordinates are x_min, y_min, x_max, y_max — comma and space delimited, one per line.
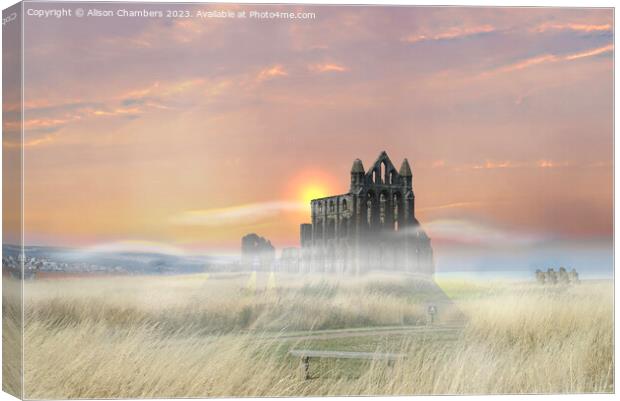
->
280, 151, 434, 275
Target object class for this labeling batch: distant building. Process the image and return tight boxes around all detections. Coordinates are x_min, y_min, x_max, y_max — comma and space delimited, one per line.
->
241, 233, 275, 271
295, 151, 434, 275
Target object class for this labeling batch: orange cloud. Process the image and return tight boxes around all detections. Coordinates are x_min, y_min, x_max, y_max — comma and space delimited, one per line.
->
14, 77, 225, 145
19, 116, 82, 132
92, 107, 141, 116
533, 22, 612, 34
565, 44, 614, 60
3, 133, 57, 148
257, 65, 288, 82
472, 160, 514, 170
537, 160, 570, 168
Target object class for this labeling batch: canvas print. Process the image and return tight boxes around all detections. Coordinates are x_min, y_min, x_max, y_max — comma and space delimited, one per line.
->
2, 2, 614, 398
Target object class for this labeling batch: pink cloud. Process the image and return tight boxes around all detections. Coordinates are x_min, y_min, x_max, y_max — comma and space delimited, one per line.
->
402, 24, 495, 43
309, 63, 349, 73
452, 160, 573, 171
497, 54, 559, 73
478, 44, 613, 78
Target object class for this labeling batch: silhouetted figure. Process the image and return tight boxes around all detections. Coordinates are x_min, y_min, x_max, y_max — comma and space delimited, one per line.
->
546, 268, 558, 285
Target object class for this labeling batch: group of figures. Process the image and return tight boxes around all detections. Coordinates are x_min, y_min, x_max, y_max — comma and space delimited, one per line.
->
535, 267, 580, 285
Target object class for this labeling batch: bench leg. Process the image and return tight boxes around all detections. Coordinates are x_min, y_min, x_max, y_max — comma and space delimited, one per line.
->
299, 356, 310, 380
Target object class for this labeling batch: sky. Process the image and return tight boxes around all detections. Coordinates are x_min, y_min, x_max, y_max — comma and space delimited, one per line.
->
4, 4, 613, 271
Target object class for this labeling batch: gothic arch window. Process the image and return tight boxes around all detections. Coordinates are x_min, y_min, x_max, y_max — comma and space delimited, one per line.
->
380, 162, 386, 184
393, 193, 401, 231
379, 192, 387, 225
366, 192, 375, 227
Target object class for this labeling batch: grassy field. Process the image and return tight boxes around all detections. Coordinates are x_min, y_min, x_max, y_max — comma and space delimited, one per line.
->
5, 272, 613, 397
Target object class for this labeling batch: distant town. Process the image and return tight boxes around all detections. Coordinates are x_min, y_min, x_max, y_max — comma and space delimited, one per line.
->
3, 253, 162, 278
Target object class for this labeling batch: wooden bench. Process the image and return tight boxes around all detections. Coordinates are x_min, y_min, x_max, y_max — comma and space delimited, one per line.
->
289, 350, 407, 380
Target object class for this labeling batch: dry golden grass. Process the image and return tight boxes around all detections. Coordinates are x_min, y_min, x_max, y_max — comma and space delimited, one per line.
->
3, 278, 23, 398
12, 273, 613, 398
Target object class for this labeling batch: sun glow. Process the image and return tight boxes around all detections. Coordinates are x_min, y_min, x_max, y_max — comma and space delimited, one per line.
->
286, 169, 339, 209
300, 183, 329, 205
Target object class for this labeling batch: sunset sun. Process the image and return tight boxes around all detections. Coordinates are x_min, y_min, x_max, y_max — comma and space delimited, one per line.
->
300, 183, 329, 205
286, 169, 338, 208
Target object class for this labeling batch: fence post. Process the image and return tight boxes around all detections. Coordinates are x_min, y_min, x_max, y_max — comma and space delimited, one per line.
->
299, 356, 310, 380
